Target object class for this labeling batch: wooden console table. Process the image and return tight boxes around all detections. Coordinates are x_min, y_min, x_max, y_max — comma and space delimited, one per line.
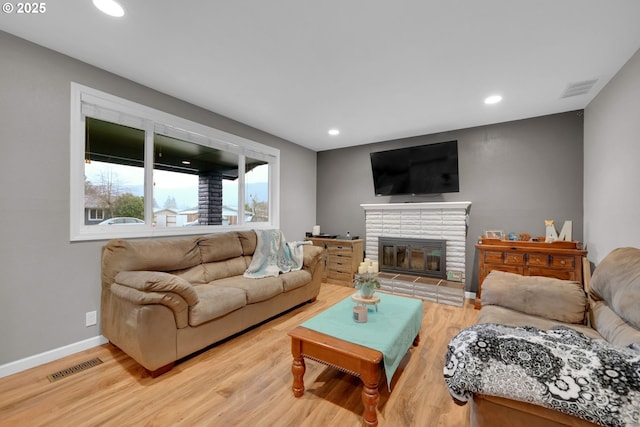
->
306, 237, 364, 286
475, 239, 587, 309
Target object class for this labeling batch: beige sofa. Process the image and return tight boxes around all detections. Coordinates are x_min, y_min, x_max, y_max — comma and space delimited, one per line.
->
101, 230, 324, 376
457, 247, 640, 427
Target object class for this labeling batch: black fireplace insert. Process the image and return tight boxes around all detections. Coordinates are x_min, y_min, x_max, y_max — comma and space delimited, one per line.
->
378, 237, 446, 279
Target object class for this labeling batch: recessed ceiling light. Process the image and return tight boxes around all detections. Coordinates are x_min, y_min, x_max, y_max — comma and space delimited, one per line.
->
181, 160, 191, 165
484, 95, 503, 105
328, 129, 340, 136
93, 0, 125, 17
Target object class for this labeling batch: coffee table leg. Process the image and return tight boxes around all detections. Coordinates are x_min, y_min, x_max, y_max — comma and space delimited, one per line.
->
361, 366, 380, 427
291, 339, 306, 397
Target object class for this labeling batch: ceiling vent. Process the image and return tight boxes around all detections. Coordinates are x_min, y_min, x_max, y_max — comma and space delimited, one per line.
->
561, 79, 598, 98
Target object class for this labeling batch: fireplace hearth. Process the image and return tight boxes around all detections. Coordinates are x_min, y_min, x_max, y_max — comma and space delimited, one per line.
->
379, 237, 446, 279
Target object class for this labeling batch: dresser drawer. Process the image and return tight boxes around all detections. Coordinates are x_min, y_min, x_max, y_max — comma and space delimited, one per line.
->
327, 246, 354, 257
504, 253, 525, 265
328, 252, 353, 262
327, 257, 352, 271
484, 251, 504, 264
527, 253, 549, 266
550, 255, 574, 269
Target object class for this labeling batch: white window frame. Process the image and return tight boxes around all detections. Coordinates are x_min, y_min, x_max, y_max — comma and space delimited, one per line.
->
70, 83, 280, 241
88, 209, 105, 221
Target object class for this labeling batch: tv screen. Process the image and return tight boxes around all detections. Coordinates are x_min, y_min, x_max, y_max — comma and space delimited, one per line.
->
370, 140, 459, 196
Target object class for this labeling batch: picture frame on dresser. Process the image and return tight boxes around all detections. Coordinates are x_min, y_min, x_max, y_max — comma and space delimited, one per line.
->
484, 230, 504, 239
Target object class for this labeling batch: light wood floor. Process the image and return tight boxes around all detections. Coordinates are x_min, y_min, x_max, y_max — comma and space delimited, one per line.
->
0, 284, 478, 427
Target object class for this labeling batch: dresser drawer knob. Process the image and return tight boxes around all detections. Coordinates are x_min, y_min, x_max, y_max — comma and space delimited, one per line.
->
560, 260, 566, 265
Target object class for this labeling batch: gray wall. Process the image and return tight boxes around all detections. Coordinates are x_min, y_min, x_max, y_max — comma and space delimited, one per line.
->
584, 47, 640, 263
317, 112, 585, 293
0, 31, 317, 365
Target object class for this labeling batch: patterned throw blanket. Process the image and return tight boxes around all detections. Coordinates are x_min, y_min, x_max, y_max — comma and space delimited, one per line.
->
444, 324, 640, 427
244, 229, 310, 278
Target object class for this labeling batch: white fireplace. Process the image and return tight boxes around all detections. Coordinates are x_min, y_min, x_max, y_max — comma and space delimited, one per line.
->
361, 201, 472, 283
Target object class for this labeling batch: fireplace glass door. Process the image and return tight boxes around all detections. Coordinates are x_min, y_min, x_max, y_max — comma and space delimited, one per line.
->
379, 237, 446, 279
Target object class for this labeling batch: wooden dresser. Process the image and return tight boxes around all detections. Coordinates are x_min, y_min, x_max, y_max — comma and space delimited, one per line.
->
475, 239, 587, 309
306, 237, 364, 286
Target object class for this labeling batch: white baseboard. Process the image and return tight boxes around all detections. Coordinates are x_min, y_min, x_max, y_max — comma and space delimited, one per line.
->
0, 335, 108, 379
464, 291, 476, 300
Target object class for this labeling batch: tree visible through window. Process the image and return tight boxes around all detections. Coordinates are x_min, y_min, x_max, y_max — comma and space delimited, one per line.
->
84, 118, 145, 225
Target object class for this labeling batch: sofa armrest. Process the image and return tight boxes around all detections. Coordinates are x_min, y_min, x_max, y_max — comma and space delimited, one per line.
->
110, 283, 190, 329
114, 271, 199, 305
481, 270, 588, 324
302, 245, 323, 271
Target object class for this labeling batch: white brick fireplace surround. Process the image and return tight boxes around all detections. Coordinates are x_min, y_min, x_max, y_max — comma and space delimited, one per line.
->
361, 201, 472, 283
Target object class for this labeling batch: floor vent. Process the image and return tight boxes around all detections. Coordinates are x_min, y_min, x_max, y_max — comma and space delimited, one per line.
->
47, 358, 103, 383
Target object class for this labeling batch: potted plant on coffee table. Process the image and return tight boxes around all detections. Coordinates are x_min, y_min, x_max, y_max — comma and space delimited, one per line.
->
353, 272, 381, 299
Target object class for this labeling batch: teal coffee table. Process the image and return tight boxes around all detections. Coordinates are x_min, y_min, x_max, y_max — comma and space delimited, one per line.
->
288, 292, 423, 427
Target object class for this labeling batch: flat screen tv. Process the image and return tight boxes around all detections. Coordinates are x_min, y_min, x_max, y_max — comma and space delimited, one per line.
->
370, 140, 459, 196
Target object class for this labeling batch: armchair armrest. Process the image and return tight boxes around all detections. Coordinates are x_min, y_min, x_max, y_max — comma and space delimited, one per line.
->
481, 270, 588, 324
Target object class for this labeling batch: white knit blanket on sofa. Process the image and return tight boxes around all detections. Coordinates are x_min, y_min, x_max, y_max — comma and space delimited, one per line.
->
244, 229, 310, 278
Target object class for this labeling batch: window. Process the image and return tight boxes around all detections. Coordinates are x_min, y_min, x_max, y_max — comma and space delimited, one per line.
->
87, 209, 105, 221
70, 83, 280, 241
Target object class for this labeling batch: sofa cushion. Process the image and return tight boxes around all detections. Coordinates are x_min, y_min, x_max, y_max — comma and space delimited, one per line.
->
197, 232, 244, 263
172, 264, 207, 284
210, 275, 283, 303
478, 304, 604, 341
202, 258, 249, 282
237, 230, 257, 256
590, 300, 640, 348
102, 236, 201, 286
281, 270, 312, 291
589, 247, 640, 330
481, 270, 587, 324
189, 285, 247, 327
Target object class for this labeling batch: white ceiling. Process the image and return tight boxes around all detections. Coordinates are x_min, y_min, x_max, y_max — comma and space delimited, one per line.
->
2, 1, 640, 152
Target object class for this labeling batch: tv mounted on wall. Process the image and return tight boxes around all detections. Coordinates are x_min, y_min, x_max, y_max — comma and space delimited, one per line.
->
370, 140, 459, 196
